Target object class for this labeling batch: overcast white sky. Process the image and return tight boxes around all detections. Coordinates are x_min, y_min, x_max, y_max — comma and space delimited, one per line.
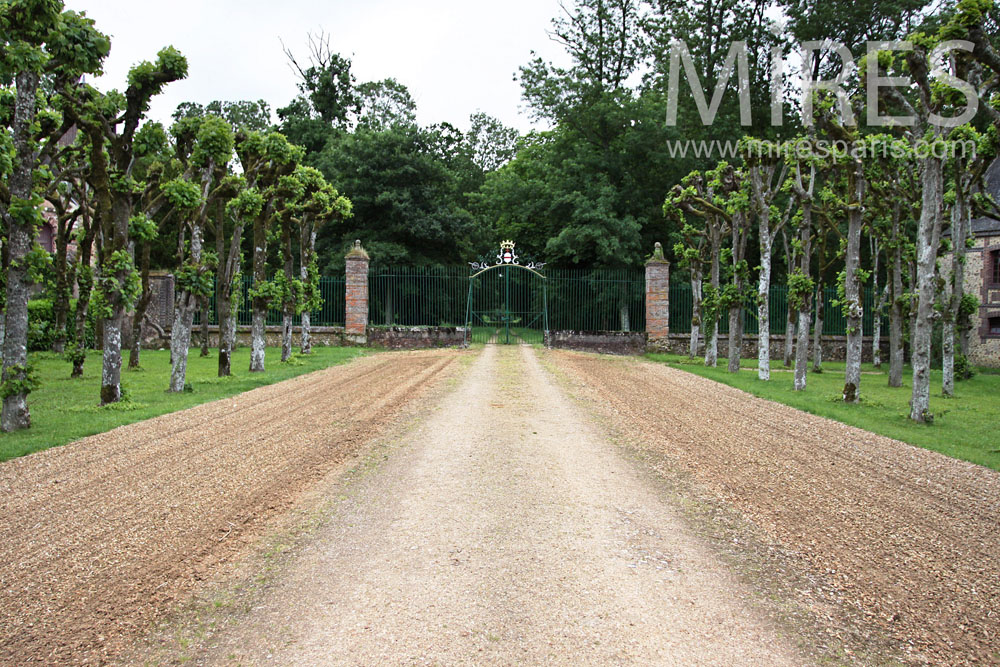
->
64, 0, 571, 133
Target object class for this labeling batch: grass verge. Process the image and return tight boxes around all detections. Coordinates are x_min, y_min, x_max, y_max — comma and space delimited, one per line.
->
0, 346, 365, 462
646, 353, 1000, 472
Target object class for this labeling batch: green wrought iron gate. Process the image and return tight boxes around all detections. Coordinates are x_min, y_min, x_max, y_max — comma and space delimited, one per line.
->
465, 242, 548, 345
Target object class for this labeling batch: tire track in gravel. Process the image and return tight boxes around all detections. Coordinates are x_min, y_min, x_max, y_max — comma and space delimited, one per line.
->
550, 351, 1000, 666
191, 344, 807, 666
0, 350, 461, 665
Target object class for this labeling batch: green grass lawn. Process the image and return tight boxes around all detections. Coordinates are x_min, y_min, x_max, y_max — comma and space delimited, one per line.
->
646, 353, 1000, 472
0, 346, 365, 462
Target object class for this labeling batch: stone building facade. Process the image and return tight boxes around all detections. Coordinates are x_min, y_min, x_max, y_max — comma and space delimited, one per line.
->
957, 159, 1000, 368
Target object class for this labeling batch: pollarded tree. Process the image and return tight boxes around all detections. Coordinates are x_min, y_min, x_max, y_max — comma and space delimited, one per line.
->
863, 134, 919, 388
63, 46, 188, 404
787, 143, 823, 391
218, 184, 259, 376
165, 116, 233, 392
0, 0, 109, 430
944, 125, 997, 394
742, 137, 792, 381
291, 166, 351, 355
274, 171, 305, 363
664, 164, 734, 364
235, 130, 304, 372
873, 6, 1000, 421
126, 121, 172, 370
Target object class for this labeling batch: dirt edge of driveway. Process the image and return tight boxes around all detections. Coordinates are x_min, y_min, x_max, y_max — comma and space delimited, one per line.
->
538, 351, 906, 666
121, 352, 475, 666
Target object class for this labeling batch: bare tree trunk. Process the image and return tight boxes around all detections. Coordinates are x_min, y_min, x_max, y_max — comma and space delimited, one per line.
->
869, 235, 881, 369
217, 209, 244, 377
873, 285, 886, 369
128, 242, 152, 370
169, 224, 204, 392
910, 157, 944, 422
72, 237, 96, 378
250, 217, 267, 373
812, 284, 824, 372
756, 234, 772, 381
784, 304, 795, 368
217, 290, 235, 377
842, 166, 864, 403
52, 215, 73, 354
299, 227, 314, 355
199, 295, 210, 357
100, 313, 123, 405
705, 232, 721, 367
727, 306, 741, 373
282, 312, 293, 362
794, 205, 813, 391
689, 270, 702, 358
942, 168, 969, 396
1, 71, 41, 431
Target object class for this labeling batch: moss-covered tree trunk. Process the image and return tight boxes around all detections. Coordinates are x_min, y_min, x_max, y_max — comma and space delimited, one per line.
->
128, 242, 153, 370
941, 169, 968, 398
299, 227, 317, 355
199, 295, 210, 357
704, 227, 721, 367
909, 156, 943, 422
689, 268, 702, 358
169, 223, 203, 392
842, 165, 864, 404
1, 71, 41, 431
250, 215, 267, 373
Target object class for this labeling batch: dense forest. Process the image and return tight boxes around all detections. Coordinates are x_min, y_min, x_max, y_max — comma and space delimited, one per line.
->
1, 0, 999, 430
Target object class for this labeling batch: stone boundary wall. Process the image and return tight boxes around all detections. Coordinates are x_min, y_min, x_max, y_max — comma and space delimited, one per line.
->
151, 325, 467, 351
648, 333, 890, 364
366, 326, 467, 349
546, 330, 647, 355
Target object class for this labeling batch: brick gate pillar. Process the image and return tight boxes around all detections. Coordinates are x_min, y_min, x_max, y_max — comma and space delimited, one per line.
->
345, 240, 369, 344
645, 242, 670, 349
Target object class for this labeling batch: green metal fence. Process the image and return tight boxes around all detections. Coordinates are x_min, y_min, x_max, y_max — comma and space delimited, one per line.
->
368, 265, 468, 327
547, 268, 645, 332
190, 267, 886, 338
194, 276, 346, 327
668, 283, 887, 336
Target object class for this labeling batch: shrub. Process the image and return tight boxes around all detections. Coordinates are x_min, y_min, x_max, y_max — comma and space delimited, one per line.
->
955, 354, 975, 381
27, 298, 98, 352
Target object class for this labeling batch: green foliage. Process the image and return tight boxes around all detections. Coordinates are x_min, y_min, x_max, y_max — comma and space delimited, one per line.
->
127, 45, 188, 96
175, 261, 214, 299
160, 177, 203, 211
91, 250, 141, 319
227, 186, 264, 220
129, 213, 158, 242
954, 354, 976, 381
191, 115, 234, 167
787, 269, 815, 311
0, 363, 40, 400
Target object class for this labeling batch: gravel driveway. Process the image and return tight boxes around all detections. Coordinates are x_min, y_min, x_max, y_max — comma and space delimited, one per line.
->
193, 344, 806, 665
4, 345, 997, 665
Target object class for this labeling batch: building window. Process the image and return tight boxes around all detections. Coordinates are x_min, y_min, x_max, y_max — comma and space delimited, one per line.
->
993, 249, 1000, 286
992, 317, 1000, 336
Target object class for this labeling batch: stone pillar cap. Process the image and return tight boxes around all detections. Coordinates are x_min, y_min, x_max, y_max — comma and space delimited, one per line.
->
346, 239, 369, 260
646, 241, 670, 265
